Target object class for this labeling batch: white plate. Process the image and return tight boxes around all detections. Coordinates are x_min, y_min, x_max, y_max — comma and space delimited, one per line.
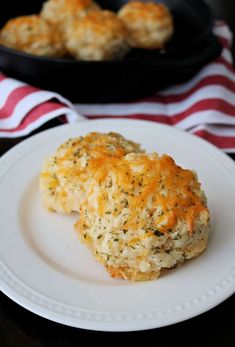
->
0, 119, 235, 332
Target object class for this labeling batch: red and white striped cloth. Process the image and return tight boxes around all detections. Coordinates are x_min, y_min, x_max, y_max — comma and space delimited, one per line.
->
0, 21, 235, 153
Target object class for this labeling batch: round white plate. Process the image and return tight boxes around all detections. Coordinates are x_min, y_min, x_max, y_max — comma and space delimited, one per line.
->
0, 119, 235, 332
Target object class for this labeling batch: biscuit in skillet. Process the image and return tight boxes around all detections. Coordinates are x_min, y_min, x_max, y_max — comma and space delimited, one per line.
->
64, 10, 130, 60
0, 15, 65, 57
118, 1, 174, 49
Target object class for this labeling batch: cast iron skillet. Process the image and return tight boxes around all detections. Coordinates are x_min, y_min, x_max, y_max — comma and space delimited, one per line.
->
0, 0, 222, 102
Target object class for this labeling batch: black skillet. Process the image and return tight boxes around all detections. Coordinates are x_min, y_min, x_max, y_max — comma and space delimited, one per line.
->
0, 0, 222, 102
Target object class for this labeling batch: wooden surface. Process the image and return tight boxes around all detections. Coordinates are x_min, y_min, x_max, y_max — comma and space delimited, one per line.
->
1, 0, 235, 345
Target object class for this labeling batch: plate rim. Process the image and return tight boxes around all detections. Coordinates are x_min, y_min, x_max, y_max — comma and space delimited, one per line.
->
1, 118, 235, 332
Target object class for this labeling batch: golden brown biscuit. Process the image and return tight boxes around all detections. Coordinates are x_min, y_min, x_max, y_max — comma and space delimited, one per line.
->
0, 15, 65, 57
76, 152, 210, 281
40, 132, 143, 213
41, 0, 100, 26
64, 10, 130, 60
118, 1, 174, 49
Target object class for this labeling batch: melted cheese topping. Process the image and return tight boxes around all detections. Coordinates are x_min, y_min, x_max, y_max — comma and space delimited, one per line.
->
77, 152, 209, 280
53, 132, 142, 183
85, 153, 208, 235
40, 132, 143, 213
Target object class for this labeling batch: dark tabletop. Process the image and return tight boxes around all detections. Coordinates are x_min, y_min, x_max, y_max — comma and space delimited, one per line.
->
1, 0, 235, 345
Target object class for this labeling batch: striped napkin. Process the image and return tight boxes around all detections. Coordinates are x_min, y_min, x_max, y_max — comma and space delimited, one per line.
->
0, 21, 235, 153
